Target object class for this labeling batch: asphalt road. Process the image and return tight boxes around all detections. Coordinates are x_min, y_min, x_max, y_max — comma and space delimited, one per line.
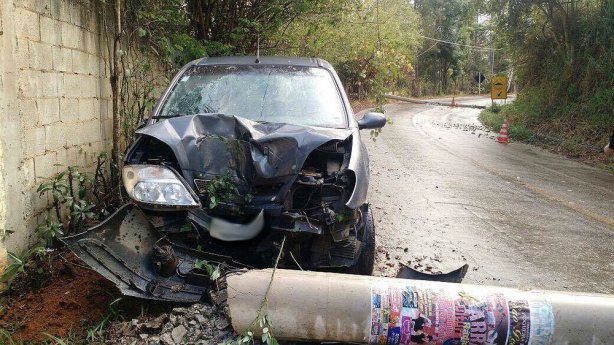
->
366, 95, 614, 294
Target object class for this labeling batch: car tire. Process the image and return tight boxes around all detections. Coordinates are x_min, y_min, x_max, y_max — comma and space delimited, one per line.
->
352, 205, 375, 275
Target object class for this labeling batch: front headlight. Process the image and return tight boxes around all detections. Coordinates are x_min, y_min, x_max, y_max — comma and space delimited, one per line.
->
122, 165, 200, 208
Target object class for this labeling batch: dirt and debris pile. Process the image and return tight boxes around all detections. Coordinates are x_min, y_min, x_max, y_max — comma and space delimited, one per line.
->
107, 304, 234, 345
0, 252, 115, 342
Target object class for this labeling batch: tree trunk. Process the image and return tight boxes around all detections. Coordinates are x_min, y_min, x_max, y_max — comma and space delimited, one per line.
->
111, 0, 122, 163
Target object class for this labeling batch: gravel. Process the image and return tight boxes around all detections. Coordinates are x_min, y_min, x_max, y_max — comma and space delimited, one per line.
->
107, 303, 235, 345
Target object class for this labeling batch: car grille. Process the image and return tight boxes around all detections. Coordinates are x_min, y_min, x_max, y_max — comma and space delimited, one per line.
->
193, 179, 208, 194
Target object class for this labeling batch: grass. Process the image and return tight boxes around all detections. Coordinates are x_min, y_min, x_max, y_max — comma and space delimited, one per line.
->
0, 329, 23, 345
479, 104, 537, 143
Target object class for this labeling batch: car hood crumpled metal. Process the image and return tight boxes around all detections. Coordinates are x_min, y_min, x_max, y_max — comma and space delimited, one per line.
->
134, 114, 354, 188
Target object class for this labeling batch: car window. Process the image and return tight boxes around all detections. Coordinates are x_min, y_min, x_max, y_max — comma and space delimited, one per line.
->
159, 65, 347, 128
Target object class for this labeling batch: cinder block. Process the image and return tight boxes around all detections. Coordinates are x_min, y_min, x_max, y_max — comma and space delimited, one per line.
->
34, 151, 59, 179
18, 71, 58, 98
71, 50, 90, 74
51, 0, 72, 23
15, 0, 51, 16
59, 98, 79, 122
88, 53, 100, 75
98, 98, 108, 120
28, 41, 53, 71
45, 72, 61, 98
40, 15, 62, 46
51, 150, 69, 179
83, 75, 98, 97
78, 98, 97, 120
52, 46, 73, 72
37, 98, 60, 125
70, 1, 85, 28
65, 146, 82, 166
14, 39, 30, 70
27, 189, 50, 217
83, 31, 98, 55
61, 22, 81, 50
49, 0, 62, 20
79, 119, 102, 144
44, 122, 68, 150
20, 158, 36, 189
15, 8, 40, 41
63, 123, 83, 147
100, 79, 112, 99
17, 99, 38, 127
23, 126, 46, 157
17, 70, 37, 98
85, 7, 98, 33
62, 73, 90, 98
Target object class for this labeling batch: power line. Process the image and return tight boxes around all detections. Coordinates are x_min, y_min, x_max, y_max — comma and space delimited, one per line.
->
416, 42, 438, 57
419, 35, 502, 51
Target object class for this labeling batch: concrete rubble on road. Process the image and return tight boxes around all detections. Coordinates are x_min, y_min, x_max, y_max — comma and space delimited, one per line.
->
107, 304, 235, 345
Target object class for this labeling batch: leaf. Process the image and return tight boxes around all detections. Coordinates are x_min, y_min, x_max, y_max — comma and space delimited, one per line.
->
180, 223, 193, 232
209, 266, 221, 280
209, 196, 217, 209
137, 27, 147, 37
43, 332, 69, 345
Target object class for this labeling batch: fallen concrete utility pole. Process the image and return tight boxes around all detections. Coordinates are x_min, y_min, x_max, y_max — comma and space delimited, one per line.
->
227, 269, 614, 344
384, 94, 487, 109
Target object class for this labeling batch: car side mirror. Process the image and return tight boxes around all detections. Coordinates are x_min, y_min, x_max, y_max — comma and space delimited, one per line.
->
357, 112, 386, 130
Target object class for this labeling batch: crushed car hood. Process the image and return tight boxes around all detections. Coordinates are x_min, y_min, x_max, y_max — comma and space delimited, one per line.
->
135, 114, 354, 186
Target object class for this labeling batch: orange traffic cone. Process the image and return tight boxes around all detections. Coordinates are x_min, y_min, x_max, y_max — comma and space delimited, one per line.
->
497, 116, 510, 144
450, 96, 457, 107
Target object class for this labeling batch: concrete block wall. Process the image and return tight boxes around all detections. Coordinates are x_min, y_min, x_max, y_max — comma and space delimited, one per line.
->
0, 0, 117, 261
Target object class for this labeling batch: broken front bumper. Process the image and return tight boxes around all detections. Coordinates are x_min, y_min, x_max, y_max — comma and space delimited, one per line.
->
61, 204, 231, 302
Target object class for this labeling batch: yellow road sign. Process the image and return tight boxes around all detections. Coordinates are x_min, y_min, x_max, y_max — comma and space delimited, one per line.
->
491, 76, 508, 99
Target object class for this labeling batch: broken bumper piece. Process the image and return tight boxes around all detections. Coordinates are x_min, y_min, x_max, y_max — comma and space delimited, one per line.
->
61, 204, 218, 302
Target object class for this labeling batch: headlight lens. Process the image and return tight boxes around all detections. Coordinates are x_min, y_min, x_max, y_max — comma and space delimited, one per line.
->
122, 165, 199, 207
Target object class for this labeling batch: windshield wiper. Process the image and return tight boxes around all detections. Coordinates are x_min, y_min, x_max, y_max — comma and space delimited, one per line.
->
150, 111, 222, 120
150, 114, 187, 119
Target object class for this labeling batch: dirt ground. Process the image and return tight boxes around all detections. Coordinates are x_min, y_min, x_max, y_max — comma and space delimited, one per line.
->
0, 252, 116, 343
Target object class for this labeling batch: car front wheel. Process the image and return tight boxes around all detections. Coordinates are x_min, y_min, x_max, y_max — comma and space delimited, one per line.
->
352, 205, 375, 275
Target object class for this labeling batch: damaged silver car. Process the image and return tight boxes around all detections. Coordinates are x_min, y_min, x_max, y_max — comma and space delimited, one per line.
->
63, 56, 386, 302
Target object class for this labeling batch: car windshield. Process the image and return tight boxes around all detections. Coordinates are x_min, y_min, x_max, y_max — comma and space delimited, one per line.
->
159, 65, 347, 128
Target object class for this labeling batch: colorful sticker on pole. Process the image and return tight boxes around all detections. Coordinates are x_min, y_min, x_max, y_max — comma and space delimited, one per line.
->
369, 284, 553, 345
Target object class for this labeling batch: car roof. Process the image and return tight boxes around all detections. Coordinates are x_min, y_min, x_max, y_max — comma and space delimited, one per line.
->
195, 56, 334, 70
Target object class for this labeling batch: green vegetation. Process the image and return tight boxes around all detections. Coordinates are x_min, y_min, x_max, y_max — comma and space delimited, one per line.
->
479, 105, 537, 142
193, 260, 222, 280
1, 154, 115, 287
486, 0, 614, 155
412, 0, 492, 96
0, 330, 23, 345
